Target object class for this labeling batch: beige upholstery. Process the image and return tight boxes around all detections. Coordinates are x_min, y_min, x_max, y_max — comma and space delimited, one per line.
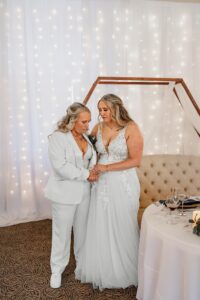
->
137, 155, 200, 225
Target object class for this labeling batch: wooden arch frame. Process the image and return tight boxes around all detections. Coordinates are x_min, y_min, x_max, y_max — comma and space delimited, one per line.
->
83, 76, 200, 135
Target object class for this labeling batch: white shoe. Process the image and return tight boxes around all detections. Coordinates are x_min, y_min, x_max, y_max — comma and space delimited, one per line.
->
50, 273, 61, 288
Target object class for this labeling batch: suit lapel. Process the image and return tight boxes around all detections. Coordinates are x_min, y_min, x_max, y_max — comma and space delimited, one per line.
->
67, 131, 83, 168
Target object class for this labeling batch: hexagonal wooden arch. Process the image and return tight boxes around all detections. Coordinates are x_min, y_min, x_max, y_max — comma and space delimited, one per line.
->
83, 76, 200, 136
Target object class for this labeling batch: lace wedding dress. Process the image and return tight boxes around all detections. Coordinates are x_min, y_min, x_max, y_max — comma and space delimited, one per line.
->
75, 126, 140, 289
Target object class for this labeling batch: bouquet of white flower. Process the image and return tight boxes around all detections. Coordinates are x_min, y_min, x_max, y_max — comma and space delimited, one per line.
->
193, 217, 200, 236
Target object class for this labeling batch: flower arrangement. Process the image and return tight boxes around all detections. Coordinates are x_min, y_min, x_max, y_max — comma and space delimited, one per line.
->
193, 217, 200, 236
87, 134, 97, 151
87, 134, 97, 145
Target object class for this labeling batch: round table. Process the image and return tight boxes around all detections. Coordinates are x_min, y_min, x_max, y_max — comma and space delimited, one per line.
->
136, 204, 200, 300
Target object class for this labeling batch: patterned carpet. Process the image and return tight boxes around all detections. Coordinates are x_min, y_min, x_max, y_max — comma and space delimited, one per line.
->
0, 219, 137, 300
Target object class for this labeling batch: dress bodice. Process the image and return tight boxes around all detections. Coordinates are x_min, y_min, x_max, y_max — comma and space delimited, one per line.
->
95, 126, 128, 164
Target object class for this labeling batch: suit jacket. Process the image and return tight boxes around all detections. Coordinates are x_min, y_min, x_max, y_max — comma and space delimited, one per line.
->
44, 131, 97, 205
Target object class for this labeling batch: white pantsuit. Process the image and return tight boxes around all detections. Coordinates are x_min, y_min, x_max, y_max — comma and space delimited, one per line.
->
44, 131, 96, 275
50, 183, 90, 274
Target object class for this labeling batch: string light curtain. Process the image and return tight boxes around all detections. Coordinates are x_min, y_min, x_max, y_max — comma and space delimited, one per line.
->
0, 0, 200, 226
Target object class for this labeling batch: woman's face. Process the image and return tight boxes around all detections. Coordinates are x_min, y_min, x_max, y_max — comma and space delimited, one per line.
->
98, 101, 112, 123
73, 111, 91, 134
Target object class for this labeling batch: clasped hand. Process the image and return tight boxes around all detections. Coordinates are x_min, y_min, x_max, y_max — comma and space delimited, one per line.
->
87, 164, 107, 182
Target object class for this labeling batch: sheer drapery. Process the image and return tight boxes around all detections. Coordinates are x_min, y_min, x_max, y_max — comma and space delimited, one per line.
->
0, 0, 200, 226
175, 83, 200, 133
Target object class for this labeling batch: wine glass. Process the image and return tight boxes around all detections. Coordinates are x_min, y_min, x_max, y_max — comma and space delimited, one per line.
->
166, 198, 180, 213
171, 187, 179, 201
177, 193, 187, 216
165, 197, 180, 224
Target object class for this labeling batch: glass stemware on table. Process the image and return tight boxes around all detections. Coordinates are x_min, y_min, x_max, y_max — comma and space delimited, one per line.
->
177, 193, 188, 216
164, 188, 189, 224
153, 188, 189, 217
165, 189, 181, 224
153, 188, 194, 227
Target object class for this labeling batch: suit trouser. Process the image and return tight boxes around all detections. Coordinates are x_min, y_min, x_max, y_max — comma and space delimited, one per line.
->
50, 183, 90, 274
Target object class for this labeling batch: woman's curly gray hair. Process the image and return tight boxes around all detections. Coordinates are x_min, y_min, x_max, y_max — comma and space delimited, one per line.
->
56, 102, 90, 133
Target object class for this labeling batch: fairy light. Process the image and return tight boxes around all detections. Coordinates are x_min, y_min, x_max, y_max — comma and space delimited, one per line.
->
2, 1, 200, 216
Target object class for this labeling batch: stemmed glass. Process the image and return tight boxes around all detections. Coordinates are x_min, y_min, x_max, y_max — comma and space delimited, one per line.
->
177, 193, 187, 216
165, 198, 180, 214
165, 190, 181, 224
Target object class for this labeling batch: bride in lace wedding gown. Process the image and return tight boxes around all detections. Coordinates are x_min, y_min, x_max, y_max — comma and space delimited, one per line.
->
75, 94, 143, 289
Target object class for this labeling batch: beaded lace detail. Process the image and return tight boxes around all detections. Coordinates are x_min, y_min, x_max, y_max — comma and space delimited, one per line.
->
95, 126, 128, 163
94, 125, 133, 208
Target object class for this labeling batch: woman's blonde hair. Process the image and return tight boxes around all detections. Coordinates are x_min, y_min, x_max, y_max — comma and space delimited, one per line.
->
56, 102, 90, 133
98, 94, 133, 127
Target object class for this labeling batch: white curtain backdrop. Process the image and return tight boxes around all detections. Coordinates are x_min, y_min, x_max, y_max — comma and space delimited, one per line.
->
0, 0, 200, 226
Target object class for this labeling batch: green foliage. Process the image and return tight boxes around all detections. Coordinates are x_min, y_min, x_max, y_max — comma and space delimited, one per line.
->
193, 218, 200, 236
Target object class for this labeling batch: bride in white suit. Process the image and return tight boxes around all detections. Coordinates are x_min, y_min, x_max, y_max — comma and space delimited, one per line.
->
45, 102, 97, 289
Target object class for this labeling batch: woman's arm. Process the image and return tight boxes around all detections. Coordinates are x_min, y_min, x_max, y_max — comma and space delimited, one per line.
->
95, 122, 143, 173
90, 123, 99, 138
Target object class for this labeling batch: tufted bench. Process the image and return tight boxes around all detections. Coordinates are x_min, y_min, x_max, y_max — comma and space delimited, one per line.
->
137, 154, 200, 225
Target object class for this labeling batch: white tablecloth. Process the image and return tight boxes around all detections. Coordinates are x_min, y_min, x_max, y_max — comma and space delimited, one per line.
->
136, 204, 200, 300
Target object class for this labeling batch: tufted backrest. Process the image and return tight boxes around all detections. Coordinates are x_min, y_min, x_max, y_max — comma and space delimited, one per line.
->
137, 155, 200, 224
